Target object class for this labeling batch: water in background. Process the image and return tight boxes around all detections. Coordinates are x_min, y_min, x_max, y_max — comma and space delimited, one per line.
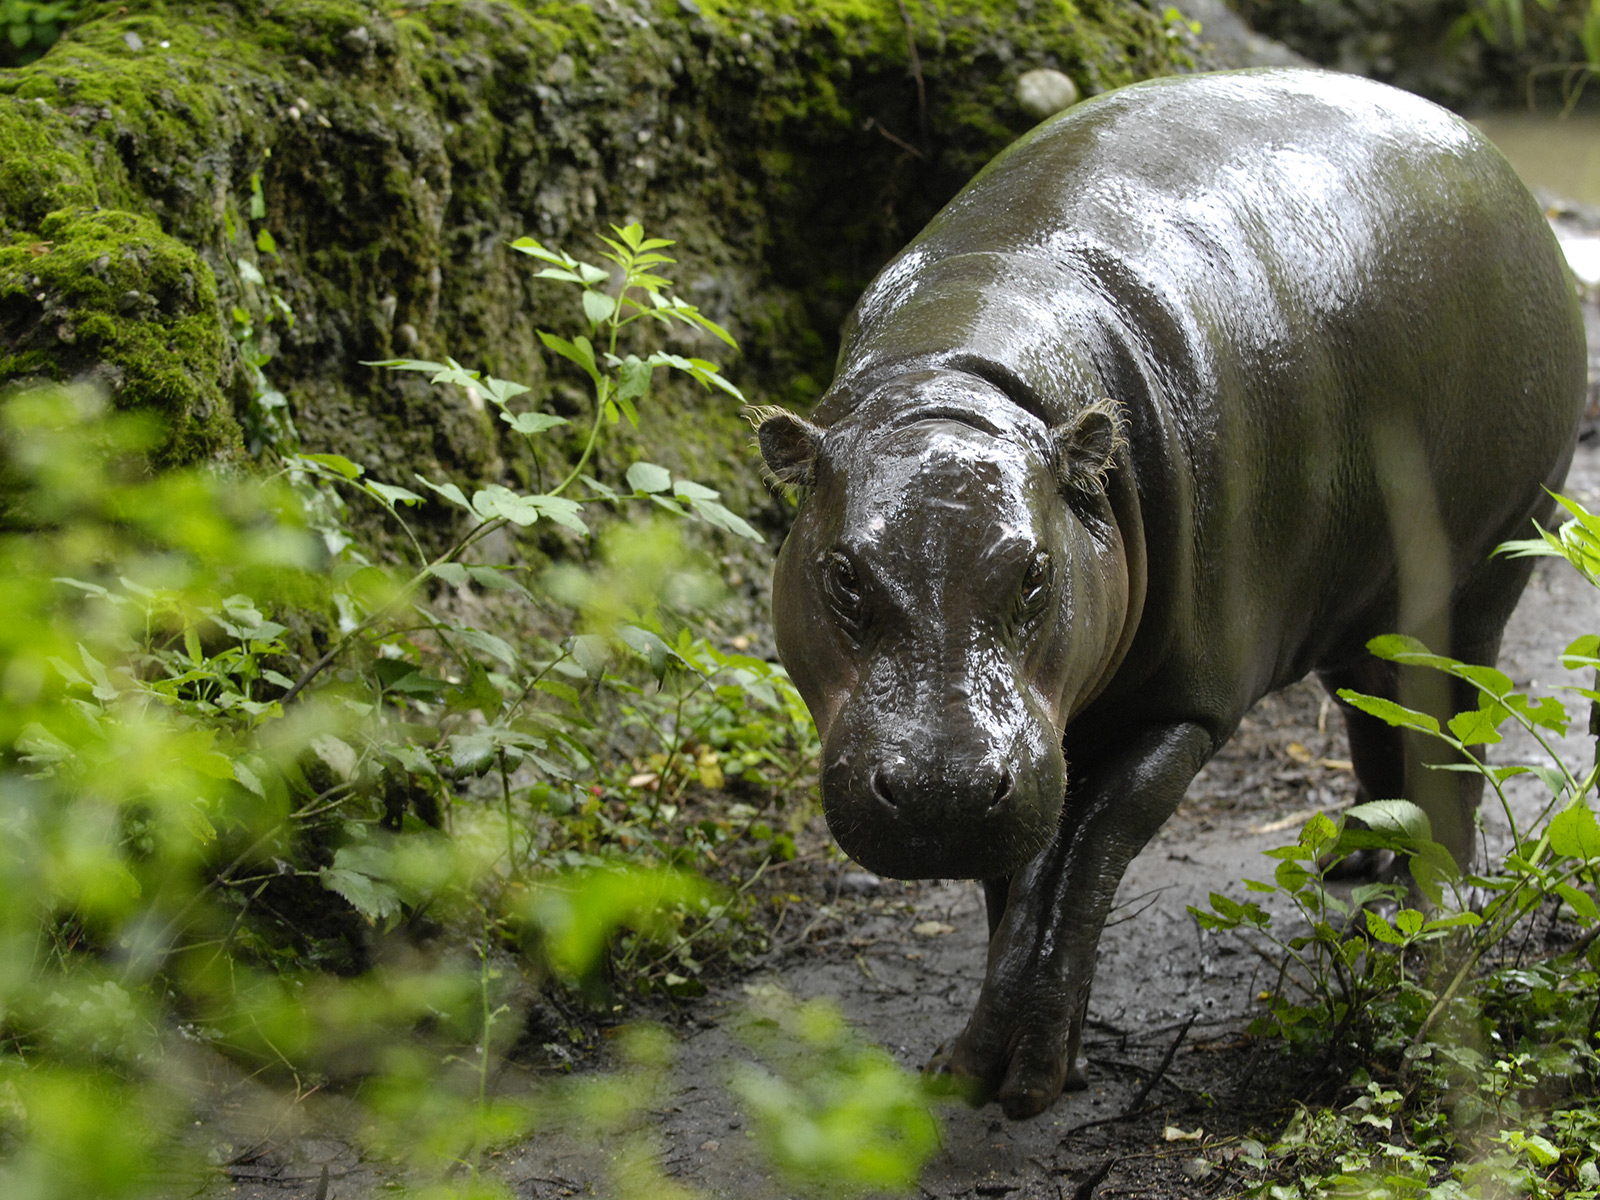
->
1474, 111, 1600, 207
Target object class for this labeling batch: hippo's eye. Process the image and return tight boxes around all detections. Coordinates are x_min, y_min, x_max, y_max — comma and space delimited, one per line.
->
1018, 552, 1052, 618
824, 550, 863, 625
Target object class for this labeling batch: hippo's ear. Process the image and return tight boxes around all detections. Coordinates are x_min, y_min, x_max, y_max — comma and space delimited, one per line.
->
1049, 398, 1122, 495
749, 405, 824, 490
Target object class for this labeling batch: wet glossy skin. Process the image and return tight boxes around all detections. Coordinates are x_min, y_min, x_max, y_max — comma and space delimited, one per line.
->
772, 374, 1130, 880
759, 69, 1587, 1118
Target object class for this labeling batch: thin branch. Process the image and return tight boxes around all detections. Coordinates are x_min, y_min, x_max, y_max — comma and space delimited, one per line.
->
895, 0, 929, 150
863, 117, 925, 160
1119, 1011, 1196, 1116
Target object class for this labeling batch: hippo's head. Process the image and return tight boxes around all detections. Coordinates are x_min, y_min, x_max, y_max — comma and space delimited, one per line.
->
757, 371, 1130, 880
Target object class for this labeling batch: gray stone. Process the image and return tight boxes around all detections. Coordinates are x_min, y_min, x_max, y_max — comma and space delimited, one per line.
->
837, 871, 882, 896
1016, 68, 1078, 120
545, 53, 575, 85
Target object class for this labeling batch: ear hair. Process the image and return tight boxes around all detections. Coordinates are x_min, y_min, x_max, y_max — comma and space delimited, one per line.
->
745, 404, 825, 492
1049, 397, 1123, 495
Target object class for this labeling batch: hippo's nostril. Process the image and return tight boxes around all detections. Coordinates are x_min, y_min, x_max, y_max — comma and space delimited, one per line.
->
870, 766, 899, 813
988, 766, 1016, 814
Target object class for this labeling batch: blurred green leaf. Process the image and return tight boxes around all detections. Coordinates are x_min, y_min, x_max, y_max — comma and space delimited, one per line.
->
1551, 805, 1600, 860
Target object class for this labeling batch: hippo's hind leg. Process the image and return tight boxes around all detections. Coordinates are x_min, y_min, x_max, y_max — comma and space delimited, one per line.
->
1318, 655, 1482, 870
1318, 549, 1542, 872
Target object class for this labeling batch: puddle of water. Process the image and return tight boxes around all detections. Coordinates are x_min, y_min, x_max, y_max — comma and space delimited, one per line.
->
1473, 110, 1600, 207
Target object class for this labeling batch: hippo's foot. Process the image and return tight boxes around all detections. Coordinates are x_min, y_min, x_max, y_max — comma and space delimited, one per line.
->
924, 993, 1087, 1119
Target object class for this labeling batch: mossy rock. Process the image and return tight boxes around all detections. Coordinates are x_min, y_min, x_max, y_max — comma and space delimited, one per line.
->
0, 205, 234, 463
0, 0, 1186, 495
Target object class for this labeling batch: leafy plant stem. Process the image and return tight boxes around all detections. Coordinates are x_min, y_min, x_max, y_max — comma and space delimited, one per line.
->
629, 852, 775, 977
472, 912, 493, 1178
550, 384, 611, 499
500, 650, 573, 726
278, 517, 508, 704
131, 818, 299, 982
499, 750, 521, 880
289, 781, 358, 820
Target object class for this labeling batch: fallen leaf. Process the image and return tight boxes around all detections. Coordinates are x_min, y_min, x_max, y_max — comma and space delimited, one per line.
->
1249, 798, 1355, 835
912, 921, 955, 936
1286, 742, 1313, 764
1164, 1125, 1204, 1142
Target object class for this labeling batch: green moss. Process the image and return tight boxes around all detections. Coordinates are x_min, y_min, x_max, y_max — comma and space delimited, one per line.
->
0, 0, 1182, 495
0, 102, 99, 233
0, 207, 234, 463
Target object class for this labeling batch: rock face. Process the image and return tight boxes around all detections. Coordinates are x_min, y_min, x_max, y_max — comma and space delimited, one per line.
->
0, 0, 1188, 486
1232, 0, 1597, 109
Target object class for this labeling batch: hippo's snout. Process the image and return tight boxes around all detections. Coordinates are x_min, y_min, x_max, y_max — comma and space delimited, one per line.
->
822, 739, 1062, 880
868, 759, 1016, 815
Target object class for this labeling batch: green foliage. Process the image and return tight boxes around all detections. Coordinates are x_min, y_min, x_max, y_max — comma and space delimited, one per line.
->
0, 225, 917, 1197
1451, 0, 1600, 96
731, 984, 942, 1194
1201, 493, 1600, 1198
0, 1, 74, 68
1501, 491, 1600, 591
1193, 799, 1479, 1056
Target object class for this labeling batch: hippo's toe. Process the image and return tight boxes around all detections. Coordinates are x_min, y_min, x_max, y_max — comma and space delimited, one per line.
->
925, 1019, 1084, 1119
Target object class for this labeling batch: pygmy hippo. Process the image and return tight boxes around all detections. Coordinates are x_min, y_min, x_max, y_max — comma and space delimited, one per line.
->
755, 69, 1587, 1118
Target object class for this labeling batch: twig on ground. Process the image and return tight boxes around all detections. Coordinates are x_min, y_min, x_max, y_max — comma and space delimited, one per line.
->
863, 117, 925, 159
1119, 1011, 1196, 1117
1105, 885, 1172, 927
1072, 1154, 1118, 1200
1551, 919, 1600, 962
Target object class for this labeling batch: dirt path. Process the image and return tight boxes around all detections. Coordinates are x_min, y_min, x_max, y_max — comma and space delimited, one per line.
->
476, 448, 1598, 1200
205, 299, 1600, 1198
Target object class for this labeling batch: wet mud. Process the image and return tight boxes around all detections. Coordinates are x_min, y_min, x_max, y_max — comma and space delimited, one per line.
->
206, 368, 1600, 1200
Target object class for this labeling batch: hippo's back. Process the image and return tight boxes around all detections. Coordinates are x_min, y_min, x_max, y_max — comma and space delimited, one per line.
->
840, 69, 1577, 434
830, 68, 1587, 718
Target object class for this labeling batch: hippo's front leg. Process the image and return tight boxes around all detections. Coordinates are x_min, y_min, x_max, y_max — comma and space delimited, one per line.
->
931, 721, 1212, 1119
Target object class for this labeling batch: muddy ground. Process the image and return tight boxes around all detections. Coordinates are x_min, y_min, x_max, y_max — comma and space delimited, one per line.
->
203, 205, 1600, 1197
203, 384, 1600, 1197
499, 446, 1600, 1200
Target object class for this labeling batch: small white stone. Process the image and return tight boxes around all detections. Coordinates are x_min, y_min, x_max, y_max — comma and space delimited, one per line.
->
545, 53, 575, 85
1016, 68, 1079, 120
1557, 232, 1600, 287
